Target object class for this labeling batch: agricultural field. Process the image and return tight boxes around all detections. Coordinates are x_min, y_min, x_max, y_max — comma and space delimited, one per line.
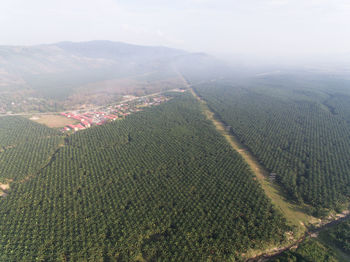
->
192, 74, 350, 213
0, 116, 62, 181
0, 93, 290, 261
28, 114, 78, 128
190, 88, 315, 235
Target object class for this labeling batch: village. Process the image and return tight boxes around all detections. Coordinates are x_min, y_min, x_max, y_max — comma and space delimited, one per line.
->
60, 95, 171, 132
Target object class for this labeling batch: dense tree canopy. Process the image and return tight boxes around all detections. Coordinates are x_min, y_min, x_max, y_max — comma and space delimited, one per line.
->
192, 76, 350, 211
0, 94, 289, 261
0, 116, 62, 182
325, 220, 350, 254
271, 239, 337, 262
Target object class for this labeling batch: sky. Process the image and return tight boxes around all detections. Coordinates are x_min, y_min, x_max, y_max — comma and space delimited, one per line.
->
1, 0, 350, 60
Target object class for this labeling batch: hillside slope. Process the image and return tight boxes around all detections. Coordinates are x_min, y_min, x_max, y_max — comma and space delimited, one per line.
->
0, 41, 207, 113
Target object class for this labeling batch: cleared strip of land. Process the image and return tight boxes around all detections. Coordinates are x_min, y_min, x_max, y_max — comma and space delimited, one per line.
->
189, 88, 317, 235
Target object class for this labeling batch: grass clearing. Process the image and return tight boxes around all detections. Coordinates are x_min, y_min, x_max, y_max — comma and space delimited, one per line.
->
190, 88, 316, 236
29, 114, 78, 128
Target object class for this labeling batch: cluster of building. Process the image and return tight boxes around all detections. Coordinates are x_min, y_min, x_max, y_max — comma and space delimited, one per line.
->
61, 95, 170, 132
61, 112, 119, 132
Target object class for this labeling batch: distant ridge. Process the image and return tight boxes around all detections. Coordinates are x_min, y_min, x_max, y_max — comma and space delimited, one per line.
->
0, 40, 190, 91
0, 40, 229, 112
54, 40, 187, 60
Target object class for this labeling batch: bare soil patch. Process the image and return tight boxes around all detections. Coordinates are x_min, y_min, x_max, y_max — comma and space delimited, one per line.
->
29, 114, 78, 128
0, 182, 10, 197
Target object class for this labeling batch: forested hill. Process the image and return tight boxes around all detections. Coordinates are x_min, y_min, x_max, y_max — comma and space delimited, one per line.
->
192, 75, 350, 213
0, 41, 222, 113
0, 40, 186, 89
0, 93, 289, 261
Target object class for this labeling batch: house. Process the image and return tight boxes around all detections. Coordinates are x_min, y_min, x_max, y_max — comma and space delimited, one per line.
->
66, 124, 85, 131
81, 120, 91, 128
76, 124, 85, 130
104, 115, 118, 121
111, 116, 118, 121
71, 115, 82, 121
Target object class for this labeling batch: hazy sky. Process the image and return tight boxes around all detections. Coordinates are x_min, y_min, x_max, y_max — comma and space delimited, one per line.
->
1, 0, 350, 58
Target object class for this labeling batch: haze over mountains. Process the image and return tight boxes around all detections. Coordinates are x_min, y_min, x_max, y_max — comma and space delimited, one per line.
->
0, 41, 184, 90
0, 41, 226, 113
3, 40, 348, 97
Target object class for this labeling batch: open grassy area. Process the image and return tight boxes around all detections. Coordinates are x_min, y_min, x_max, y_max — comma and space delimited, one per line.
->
190, 88, 316, 237
28, 114, 78, 128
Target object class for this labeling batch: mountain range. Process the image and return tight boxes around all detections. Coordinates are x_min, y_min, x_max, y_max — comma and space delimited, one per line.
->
0, 40, 224, 112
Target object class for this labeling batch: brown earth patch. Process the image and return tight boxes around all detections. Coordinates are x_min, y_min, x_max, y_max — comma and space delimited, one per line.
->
0, 182, 10, 197
29, 114, 78, 128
